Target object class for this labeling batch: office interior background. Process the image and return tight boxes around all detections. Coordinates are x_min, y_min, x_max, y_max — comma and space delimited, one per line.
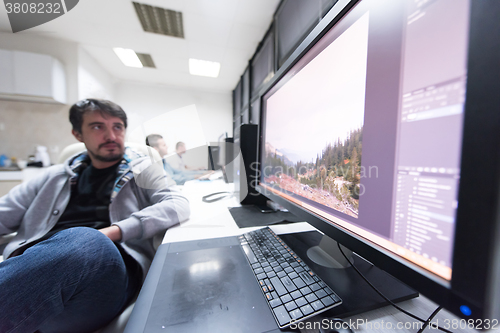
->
0, 0, 331, 165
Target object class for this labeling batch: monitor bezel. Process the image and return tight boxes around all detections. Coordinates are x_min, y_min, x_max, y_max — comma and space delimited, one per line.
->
255, 0, 500, 321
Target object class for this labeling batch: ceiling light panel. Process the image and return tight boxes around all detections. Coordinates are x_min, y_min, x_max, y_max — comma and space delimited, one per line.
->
189, 59, 221, 78
133, 2, 184, 38
113, 48, 143, 68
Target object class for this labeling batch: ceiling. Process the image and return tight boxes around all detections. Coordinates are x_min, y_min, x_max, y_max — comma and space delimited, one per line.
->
0, 0, 281, 93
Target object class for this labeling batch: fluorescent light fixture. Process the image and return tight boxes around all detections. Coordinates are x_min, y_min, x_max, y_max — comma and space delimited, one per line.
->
189, 58, 220, 78
113, 48, 143, 68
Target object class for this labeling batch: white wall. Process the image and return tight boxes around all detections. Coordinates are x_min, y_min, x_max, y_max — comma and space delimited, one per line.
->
115, 81, 232, 151
78, 47, 115, 100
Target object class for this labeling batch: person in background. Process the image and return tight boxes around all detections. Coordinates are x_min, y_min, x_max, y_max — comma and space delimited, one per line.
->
0, 99, 190, 333
146, 134, 212, 185
171, 141, 204, 170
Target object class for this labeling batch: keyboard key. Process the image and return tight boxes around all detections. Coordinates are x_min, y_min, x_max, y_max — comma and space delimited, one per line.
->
269, 298, 282, 308
300, 271, 315, 284
256, 273, 267, 280
311, 300, 325, 311
254, 267, 264, 274
284, 267, 294, 273
277, 271, 286, 278
285, 300, 297, 311
281, 276, 297, 292
267, 271, 277, 278
305, 293, 318, 303
292, 277, 306, 289
273, 305, 291, 327
295, 267, 305, 273
289, 272, 298, 279
264, 266, 273, 273
300, 286, 312, 295
291, 262, 300, 268
281, 294, 292, 304
291, 290, 302, 299
321, 296, 335, 307
324, 287, 333, 294
241, 244, 258, 264
315, 289, 327, 299
270, 277, 287, 296
295, 297, 307, 307
265, 293, 273, 300
310, 283, 321, 291
300, 304, 314, 316
251, 263, 261, 269
331, 293, 341, 302
289, 308, 303, 320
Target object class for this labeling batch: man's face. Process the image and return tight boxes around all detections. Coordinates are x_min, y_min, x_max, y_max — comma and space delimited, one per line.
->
177, 144, 186, 155
156, 138, 169, 157
72, 111, 126, 166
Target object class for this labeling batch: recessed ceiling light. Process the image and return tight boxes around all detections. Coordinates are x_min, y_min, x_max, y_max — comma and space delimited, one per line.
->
113, 48, 143, 68
189, 59, 221, 78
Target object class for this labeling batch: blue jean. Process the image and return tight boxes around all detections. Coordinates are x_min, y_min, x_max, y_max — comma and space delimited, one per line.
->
0, 227, 139, 333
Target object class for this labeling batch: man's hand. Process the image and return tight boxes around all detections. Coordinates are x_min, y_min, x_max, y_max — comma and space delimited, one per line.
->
99, 225, 122, 242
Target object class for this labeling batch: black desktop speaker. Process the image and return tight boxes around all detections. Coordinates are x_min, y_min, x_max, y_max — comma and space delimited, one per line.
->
223, 137, 234, 183
234, 124, 267, 205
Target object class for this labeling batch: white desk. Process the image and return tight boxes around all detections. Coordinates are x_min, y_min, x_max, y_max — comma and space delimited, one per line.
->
163, 179, 497, 333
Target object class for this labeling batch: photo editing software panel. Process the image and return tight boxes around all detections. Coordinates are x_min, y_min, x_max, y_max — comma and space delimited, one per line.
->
260, 0, 469, 284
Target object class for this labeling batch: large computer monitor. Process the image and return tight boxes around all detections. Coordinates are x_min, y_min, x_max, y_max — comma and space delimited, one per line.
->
257, 0, 500, 322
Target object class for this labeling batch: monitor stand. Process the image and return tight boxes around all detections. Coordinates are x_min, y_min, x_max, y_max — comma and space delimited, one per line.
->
279, 231, 419, 318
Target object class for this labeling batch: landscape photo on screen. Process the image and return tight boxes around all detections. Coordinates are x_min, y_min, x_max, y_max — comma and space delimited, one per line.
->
262, 13, 369, 218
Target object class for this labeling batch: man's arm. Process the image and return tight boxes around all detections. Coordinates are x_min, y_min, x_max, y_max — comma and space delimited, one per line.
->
111, 160, 190, 242
0, 169, 51, 235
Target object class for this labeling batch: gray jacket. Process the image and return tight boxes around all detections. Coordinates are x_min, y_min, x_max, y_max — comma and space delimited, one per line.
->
0, 147, 190, 280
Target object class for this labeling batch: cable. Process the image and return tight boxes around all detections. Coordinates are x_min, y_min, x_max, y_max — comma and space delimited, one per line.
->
417, 305, 443, 333
337, 243, 453, 333
202, 191, 231, 203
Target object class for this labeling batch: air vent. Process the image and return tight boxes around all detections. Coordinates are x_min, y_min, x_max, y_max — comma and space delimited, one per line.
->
133, 2, 184, 38
136, 53, 156, 68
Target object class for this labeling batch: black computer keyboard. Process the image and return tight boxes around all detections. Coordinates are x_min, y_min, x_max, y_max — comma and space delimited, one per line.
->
239, 227, 342, 328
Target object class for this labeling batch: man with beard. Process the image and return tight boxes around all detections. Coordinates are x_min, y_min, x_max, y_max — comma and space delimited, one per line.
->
0, 99, 190, 332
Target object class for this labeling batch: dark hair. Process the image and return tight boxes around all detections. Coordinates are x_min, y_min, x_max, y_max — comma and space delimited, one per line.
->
176, 141, 185, 150
69, 99, 128, 133
146, 134, 163, 148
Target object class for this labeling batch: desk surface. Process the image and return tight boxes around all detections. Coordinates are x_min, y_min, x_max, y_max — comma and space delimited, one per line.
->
162, 179, 497, 333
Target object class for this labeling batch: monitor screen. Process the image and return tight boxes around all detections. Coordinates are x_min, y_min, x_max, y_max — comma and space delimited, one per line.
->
242, 68, 250, 109
233, 80, 242, 119
251, 30, 275, 96
258, 0, 499, 321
